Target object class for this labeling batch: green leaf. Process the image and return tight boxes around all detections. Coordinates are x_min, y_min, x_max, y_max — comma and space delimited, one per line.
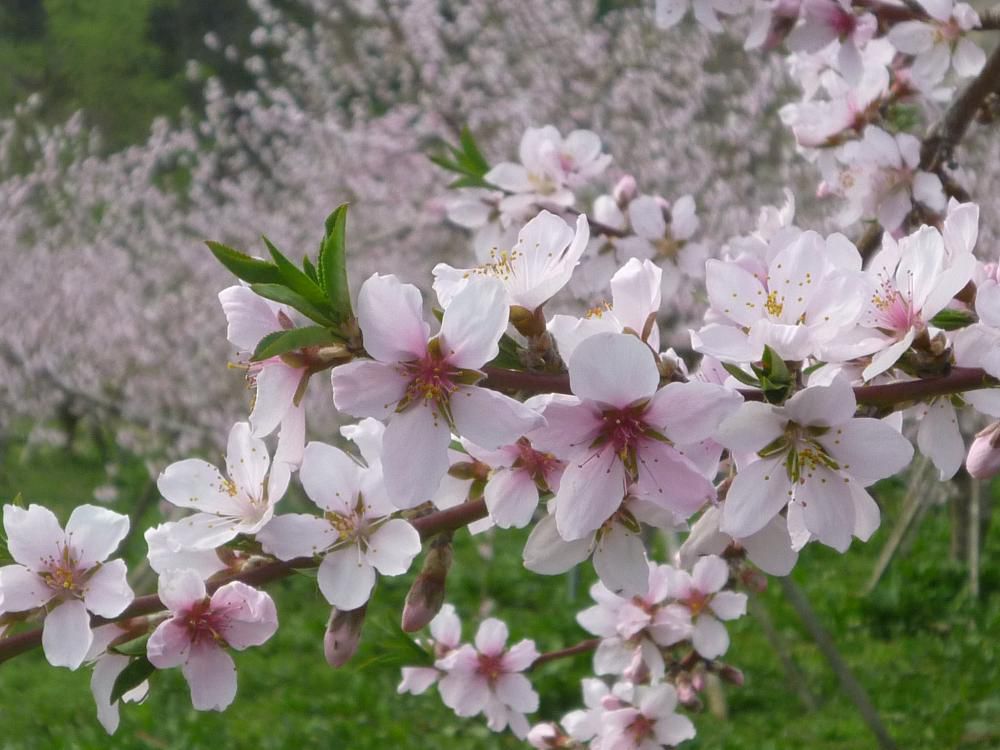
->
722, 362, 761, 388
302, 255, 319, 284
930, 308, 975, 331
206, 241, 283, 284
458, 126, 489, 174
252, 326, 342, 361
111, 633, 150, 657
760, 345, 791, 384
110, 657, 155, 704
318, 205, 353, 322
250, 283, 336, 326
448, 175, 492, 189
263, 237, 331, 310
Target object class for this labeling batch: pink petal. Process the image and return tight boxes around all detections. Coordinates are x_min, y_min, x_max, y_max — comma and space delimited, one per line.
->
365, 519, 422, 576
484, 469, 540, 529
495, 672, 539, 713
257, 514, 336, 560
709, 590, 747, 620
158, 568, 207, 613
691, 555, 729, 594
182, 642, 238, 711
502, 639, 541, 672
357, 273, 430, 363
593, 523, 649, 597
0, 564, 53, 610
212, 581, 278, 649
156, 459, 241, 515
225, 422, 270, 499
382, 403, 451, 509
475, 618, 509, 656
438, 276, 508, 369
437, 668, 490, 717
249, 362, 302, 438
218, 285, 280, 352
720, 457, 791, 538
692, 614, 729, 658
299, 441, 363, 514
554, 444, 627, 541
330, 359, 410, 419
451, 386, 544, 450
568, 332, 659, 408
646, 381, 743, 443
147, 620, 192, 669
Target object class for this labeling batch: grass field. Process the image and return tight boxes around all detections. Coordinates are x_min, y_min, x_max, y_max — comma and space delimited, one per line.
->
0, 428, 998, 749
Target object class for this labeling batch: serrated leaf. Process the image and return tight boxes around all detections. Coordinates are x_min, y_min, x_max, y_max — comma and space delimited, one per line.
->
930, 308, 975, 331
206, 241, 283, 284
263, 237, 331, 311
250, 283, 336, 326
251, 326, 342, 361
110, 657, 155, 704
318, 205, 353, 323
722, 362, 761, 388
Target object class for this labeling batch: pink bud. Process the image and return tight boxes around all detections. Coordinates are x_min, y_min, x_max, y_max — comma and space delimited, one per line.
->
966, 422, 1000, 479
717, 664, 745, 686
401, 534, 453, 632
526, 723, 561, 749
324, 604, 367, 667
613, 175, 638, 205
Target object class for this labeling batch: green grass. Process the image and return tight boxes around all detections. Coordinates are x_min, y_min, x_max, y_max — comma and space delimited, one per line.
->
1, 430, 999, 749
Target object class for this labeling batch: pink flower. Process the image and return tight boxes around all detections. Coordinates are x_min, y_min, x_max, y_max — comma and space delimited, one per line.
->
331, 273, 544, 508
531, 332, 740, 540
398, 603, 463, 695
435, 618, 540, 738
257, 441, 421, 610
663, 555, 747, 659
602, 683, 696, 749
0, 503, 133, 669
146, 569, 278, 711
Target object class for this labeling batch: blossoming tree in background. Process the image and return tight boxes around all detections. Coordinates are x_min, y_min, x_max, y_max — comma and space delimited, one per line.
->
3, 0, 1000, 746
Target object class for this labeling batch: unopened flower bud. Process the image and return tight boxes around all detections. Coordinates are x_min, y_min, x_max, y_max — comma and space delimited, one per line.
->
526, 722, 561, 749
613, 175, 638, 205
324, 604, 367, 667
401, 533, 454, 632
740, 567, 769, 593
966, 421, 1000, 479
717, 664, 745, 686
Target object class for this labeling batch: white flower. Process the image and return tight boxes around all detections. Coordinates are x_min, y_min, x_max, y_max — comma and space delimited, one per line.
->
889, 0, 984, 85
219, 285, 307, 466
656, 0, 749, 32
679, 505, 799, 576
156, 421, 290, 550
787, 0, 877, 83
601, 683, 696, 749
0, 503, 133, 669
257, 441, 421, 610
398, 603, 463, 695
433, 210, 589, 312
856, 224, 975, 380
718, 377, 914, 551
86, 624, 150, 734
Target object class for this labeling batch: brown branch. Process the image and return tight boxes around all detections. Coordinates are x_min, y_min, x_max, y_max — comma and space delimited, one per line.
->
482, 366, 572, 394
0, 500, 489, 666
921, 41, 1000, 172
529, 638, 600, 670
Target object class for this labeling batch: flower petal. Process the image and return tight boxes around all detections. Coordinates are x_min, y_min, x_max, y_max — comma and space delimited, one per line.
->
365, 519, 421, 576
330, 359, 409, 419
257, 514, 336, 560
475, 618, 509, 655
317, 545, 376, 610
382, 403, 452, 509
568, 332, 659, 408
450, 386, 544, 450
4, 504, 64, 570
720, 457, 790, 538
438, 276, 508, 369
356, 273, 429, 363
593, 523, 649, 597
554, 445, 627, 541
66, 505, 129, 568
158, 568, 207, 613
182, 643, 238, 711
249, 362, 302, 438
83, 559, 134, 618
692, 614, 729, 659
42, 599, 93, 670
299, 441, 363, 514
484, 468, 540, 529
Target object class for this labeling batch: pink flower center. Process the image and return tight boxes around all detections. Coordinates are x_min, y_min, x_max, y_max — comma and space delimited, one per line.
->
183, 599, 229, 647
828, 6, 857, 37
476, 652, 506, 683
512, 438, 561, 485
599, 404, 650, 455
683, 589, 710, 617
629, 714, 657, 742
402, 353, 459, 406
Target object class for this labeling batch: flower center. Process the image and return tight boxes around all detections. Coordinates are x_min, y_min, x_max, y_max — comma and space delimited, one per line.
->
184, 599, 228, 646
470, 248, 523, 283
476, 652, 506, 683
629, 714, 657, 742
401, 351, 459, 407
512, 438, 561, 487
764, 289, 784, 317
599, 404, 649, 456
684, 589, 710, 617
40, 545, 85, 597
